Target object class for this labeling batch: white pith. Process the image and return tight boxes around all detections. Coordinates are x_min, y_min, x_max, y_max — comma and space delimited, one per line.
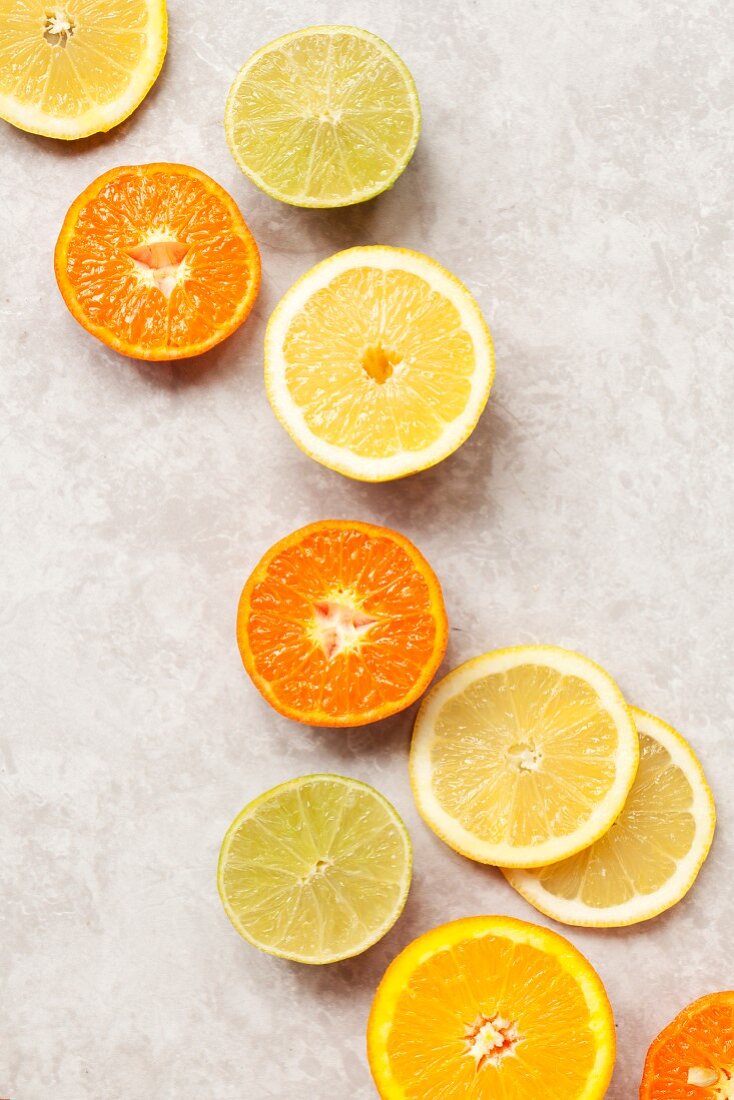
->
265, 246, 494, 482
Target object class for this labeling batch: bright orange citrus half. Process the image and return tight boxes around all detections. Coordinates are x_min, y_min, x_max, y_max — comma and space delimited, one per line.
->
55, 163, 261, 360
640, 992, 734, 1098
236, 520, 448, 727
367, 915, 616, 1100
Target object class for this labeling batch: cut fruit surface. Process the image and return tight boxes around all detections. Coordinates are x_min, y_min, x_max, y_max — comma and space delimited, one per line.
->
265, 246, 495, 481
640, 992, 734, 1099
225, 25, 420, 208
55, 163, 261, 360
0, 0, 167, 139
505, 707, 716, 926
217, 774, 412, 964
367, 915, 615, 1099
236, 520, 448, 727
410, 646, 639, 867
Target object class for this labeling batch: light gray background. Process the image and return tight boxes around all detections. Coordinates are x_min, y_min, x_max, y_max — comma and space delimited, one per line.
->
1, 1, 732, 1096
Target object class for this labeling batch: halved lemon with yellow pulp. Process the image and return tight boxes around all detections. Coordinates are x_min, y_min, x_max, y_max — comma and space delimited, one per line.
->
0, 0, 167, 139
504, 707, 716, 926
410, 646, 640, 868
265, 246, 495, 481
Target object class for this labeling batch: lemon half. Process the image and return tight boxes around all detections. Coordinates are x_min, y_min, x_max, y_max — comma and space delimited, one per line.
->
0, 0, 167, 139
410, 646, 640, 868
265, 246, 495, 481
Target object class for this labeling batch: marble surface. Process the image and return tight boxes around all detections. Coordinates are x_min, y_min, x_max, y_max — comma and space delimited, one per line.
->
1, 1, 733, 1096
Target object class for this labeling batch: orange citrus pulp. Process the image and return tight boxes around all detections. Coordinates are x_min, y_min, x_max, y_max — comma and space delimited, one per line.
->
368, 915, 615, 1100
640, 992, 734, 1098
55, 163, 261, 360
236, 520, 448, 727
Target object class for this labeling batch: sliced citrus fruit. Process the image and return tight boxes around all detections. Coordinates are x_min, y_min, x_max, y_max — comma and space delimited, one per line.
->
224, 26, 420, 208
640, 991, 734, 1098
55, 163, 261, 360
237, 520, 448, 727
265, 246, 495, 481
217, 774, 412, 964
410, 645, 639, 868
0, 0, 167, 140
367, 914, 615, 1099
504, 706, 716, 926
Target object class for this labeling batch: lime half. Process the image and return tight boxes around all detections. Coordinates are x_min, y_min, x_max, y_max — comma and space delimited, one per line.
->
217, 774, 412, 963
224, 26, 421, 208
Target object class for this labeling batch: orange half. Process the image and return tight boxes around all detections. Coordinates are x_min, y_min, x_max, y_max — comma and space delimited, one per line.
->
367, 916, 616, 1100
640, 992, 734, 1098
236, 520, 448, 727
55, 163, 261, 360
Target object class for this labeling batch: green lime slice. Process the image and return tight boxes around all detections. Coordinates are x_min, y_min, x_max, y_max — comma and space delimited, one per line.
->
217, 774, 412, 964
224, 26, 421, 208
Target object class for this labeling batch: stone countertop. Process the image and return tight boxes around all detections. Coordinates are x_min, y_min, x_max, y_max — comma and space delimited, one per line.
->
1, 1, 732, 1096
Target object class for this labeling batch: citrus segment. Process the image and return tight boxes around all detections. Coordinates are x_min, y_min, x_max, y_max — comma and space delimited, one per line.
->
640, 992, 734, 1099
265, 247, 495, 481
410, 646, 639, 867
217, 774, 412, 964
55, 163, 261, 360
225, 26, 420, 207
237, 520, 448, 727
0, 0, 167, 139
504, 707, 716, 926
367, 915, 615, 1099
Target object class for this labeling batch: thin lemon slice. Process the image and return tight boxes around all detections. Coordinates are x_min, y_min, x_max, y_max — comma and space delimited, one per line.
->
504, 707, 716, 926
265, 246, 495, 481
217, 774, 412, 964
0, 0, 167, 139
224, 26, 420, 208
367, 915, 615, 1100
409, 646, 640, 868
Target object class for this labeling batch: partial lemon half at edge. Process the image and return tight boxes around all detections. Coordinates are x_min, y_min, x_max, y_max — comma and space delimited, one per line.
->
265, 246, 495, 482
0, 0, 167, 139
410, 645, 640, 868
504, 707, 716, 926
217, 774, 412, 964
225, 25, 420, 208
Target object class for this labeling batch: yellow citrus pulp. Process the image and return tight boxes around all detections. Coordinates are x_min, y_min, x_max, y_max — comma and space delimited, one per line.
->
0, 0, 167, 139
410, 646, 639, 867
504, 707, 716, 926
265, 246, 495, 481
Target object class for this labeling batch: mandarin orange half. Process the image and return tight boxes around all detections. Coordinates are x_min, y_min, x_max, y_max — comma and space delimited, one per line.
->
640, 992, 734, 1098
55, 163, 261, 361
236, 520, 448, 727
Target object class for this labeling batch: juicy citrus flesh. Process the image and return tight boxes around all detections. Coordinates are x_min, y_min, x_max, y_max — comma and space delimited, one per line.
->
237, 520, 448, 727
0, 0, 167, 139
504, 707, 716, 926
410, 646, 640, 868
225, 26, 421, 208
265, 247, 495, 481
217, 775, 412, 964
367, 915, 615, 1100
55, 164, 261, 360
640, 992, 734, 1099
